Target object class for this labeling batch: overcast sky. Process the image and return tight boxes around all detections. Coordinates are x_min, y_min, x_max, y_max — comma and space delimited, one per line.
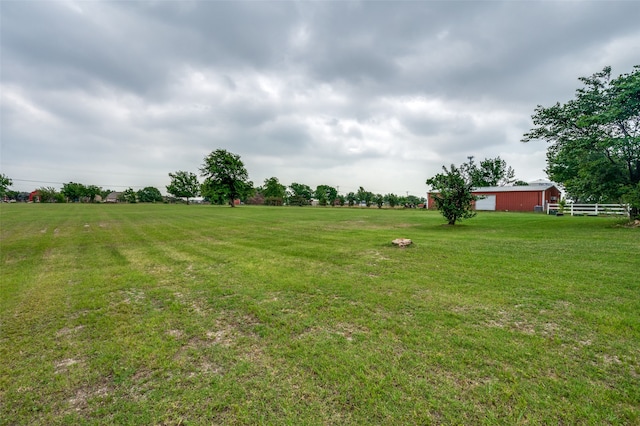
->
2, 1, 639, 196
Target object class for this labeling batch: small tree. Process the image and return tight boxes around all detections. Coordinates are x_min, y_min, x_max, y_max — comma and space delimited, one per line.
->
200, 150, 251, 207
167, 171, 200, 204
120, 188, 137, 203
346, 192, 356, 207
356, 186, 373, 207
385, 193, 399, 208
374, 193, 384, 208
0, 174, 12, 199
426, 164, 478, 225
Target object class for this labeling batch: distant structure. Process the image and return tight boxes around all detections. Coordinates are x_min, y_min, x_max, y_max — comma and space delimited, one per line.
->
104, 192, 122, 203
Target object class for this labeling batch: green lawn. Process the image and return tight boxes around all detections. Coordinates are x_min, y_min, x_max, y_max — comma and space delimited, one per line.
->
1, 204, 638, 425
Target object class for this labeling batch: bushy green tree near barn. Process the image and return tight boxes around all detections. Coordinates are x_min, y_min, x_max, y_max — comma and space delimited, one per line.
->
167, 171, 200, 204
200, 150, 252, 207
426, 164, 477, 225
522, 65, 640, 219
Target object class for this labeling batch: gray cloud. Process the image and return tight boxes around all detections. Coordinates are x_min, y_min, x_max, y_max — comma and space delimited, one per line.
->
2, 1, 639, 196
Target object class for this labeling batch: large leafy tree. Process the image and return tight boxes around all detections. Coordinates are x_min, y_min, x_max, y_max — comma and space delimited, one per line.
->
288, 182, 313, 206
61, 182, 86, 202
137, 186, 163, 203
356, 186, 373, 207
315, 185, 338, 206
167, 171, 200, 204
426, 164, 477, 225
522, 66, 640, 219
262, 177, 286, 206
200, 150, 252, 207
0, 174, 12, 199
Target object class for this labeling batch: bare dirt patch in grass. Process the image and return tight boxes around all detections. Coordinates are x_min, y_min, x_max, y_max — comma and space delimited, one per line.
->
296, 322, 370, 342
67, 383, 110, 413
54, 358, 82, 374
114, 288, 146, 305
173, 291, 209, 316
56, 325, 85, 337
166, 329, 184, 338
459, 305, 563, 337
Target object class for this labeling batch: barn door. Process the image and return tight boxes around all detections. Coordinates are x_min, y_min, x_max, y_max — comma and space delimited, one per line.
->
475, 195, 496, 211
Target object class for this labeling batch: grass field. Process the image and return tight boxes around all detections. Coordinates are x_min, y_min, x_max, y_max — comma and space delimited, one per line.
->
1, 204, 638, 425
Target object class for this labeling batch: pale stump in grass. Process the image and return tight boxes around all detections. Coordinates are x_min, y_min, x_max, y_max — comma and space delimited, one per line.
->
392, 238, 412, 248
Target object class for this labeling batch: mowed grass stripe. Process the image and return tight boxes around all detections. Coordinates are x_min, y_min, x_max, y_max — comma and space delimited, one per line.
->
1, 204, 638, 424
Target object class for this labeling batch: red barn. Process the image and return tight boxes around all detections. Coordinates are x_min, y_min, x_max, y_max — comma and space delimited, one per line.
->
428, 183, 562, 212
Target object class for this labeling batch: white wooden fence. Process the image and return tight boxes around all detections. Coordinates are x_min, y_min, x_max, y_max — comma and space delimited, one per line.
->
547, 203, 630, 217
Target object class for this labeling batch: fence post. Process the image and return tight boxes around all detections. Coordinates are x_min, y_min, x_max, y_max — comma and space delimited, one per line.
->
595, 204, 599, 215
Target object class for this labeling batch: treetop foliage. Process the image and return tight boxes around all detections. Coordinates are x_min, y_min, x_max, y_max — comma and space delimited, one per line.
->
463, 156, 516, 187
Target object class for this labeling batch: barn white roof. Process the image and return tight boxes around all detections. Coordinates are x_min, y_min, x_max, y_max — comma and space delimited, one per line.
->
472, 184, 557, 193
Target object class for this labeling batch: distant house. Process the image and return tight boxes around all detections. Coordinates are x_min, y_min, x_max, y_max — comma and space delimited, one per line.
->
428, 183, 562, 212
104, 192, 122, 203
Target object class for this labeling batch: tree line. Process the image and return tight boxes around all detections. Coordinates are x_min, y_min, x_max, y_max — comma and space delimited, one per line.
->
0, 179, 168, 204
166, 150, 427, 208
